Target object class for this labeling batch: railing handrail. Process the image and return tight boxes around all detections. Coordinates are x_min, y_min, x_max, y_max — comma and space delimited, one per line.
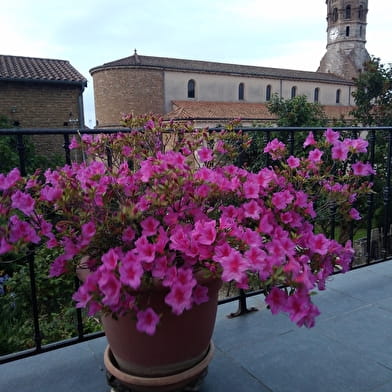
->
1, 124, 391, 364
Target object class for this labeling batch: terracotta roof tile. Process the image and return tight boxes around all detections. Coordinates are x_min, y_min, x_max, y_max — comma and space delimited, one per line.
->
0, 54, 87, 86
91, 53, 352, 85
167, 101, 354, 121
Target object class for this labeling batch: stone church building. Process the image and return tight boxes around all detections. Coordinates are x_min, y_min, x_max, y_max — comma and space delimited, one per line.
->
90, 0, 370, 127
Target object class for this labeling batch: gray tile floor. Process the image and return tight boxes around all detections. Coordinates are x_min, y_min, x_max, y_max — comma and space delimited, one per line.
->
2, 261, 392, 392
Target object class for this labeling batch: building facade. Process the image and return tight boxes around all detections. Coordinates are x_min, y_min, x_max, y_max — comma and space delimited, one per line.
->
90, 0, 369, 127
0, 55, 87, 128
318, 0, 370, 79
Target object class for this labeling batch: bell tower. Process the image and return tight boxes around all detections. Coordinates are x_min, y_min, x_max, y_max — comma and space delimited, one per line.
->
318, 0, 370, 80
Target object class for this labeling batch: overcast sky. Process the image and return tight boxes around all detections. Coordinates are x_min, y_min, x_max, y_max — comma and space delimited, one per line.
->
1, 0, 391, 127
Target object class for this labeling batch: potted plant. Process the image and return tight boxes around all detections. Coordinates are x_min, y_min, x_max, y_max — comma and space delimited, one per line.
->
0, 115, 374, 391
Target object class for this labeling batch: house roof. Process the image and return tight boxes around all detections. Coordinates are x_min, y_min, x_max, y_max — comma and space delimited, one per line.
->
0, 55, 87, 87
90, 52, 352, 85
166, 100, 354, 121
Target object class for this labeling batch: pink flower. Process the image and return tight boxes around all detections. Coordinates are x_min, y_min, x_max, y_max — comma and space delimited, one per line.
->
265, 288, 288, 314
303, 132, 316, 147
135, 236, 156, 263
49, 254, 68, 277
165, 282, 193, 315
98, 270, 121, 307
352, 162, 375, 176
308, 148, 323, 163
287, 156, 300, 168
286, 291, 313, 325
101, 249, 119, 270
271, 190, 293, 210
192, 220, 217, 245
141, 216, 160, 237
0, 168, 21, 190
349, 208, 361, 220
346, 138, 368, 153
197, 147, 214, 162
243, 180, 260, 199
122, 227, 136, 243
11, 190, 35, 215
40, 186, 62, 202
136, 308, 160, 335
9, 215, 40, 244
81, 222, 96, 240
219, 249, 248, 282
331, 141, 349, 161
192, 284, 209, 305
69, 136, 80, 149
0, 238, 13, 255
309, 233, 330, 255
324, 128, 340, 144
264, 139, 286, 160
119, 251, 144, 290
242, 200, 261, 219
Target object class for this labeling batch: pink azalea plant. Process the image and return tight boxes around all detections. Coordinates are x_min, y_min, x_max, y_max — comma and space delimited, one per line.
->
0, 116, 373, 335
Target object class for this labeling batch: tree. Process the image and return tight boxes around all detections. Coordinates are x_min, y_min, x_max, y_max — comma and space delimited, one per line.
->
351, 57, 392, 126
267, 94, 328, 127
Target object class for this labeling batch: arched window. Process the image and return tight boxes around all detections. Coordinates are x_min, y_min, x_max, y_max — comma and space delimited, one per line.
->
336, 89, 341, 104
291, 86, 297, 99
238, 83, 245, 100
346, 26, 350, 37
333, 8, 338, 22
266, 85, 272, 101
345, 5, 351, 19
358, 5, 364, 20
314, 88, 320, 103
360, 25, 363, 37
187, 79, 195, 98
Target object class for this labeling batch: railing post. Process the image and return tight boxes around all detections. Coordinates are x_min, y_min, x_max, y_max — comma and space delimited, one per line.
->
63, 134, 72, 165
27, 249, 42, 352
366, 129, 376, 263
16, 134, 27, 176
382, 129, 392, 259
227, 289, 258, 318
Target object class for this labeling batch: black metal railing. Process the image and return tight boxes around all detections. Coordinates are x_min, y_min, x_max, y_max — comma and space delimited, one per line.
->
1, 125, 392, 364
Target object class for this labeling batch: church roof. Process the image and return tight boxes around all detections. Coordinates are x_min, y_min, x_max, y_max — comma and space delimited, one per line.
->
90, 52, 352, 85
167, 100, 354, 121
0, 54, 87, 86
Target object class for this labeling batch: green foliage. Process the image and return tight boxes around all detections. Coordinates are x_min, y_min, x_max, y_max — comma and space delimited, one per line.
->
0, 247, 101, 355
0, 114, 65, 174
267, 95, 328, 127
351, 57, 392, 126
241, 96, 328, 173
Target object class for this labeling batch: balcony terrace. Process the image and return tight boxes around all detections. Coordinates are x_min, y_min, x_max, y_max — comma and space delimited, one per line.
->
1, 126, 392, 391
2, 260, 392, 392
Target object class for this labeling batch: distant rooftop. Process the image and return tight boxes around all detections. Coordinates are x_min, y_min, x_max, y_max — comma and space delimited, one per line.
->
0, 55, 87, 86
90, 51, 352, 85
167, 100, 354, 121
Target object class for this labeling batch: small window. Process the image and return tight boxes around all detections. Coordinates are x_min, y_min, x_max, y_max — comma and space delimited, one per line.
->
314, 88, 320, 103
291, 86, 297, 99
345, 5, 351, 19
346, 26, 350, 37
187, 79, 195, 98
333, 8, 338, 22
360, 25, 363, 37
266, 85, 272, 101
336, 89, 341, 104
238, 83, 245, 100
358, 5, 364, 20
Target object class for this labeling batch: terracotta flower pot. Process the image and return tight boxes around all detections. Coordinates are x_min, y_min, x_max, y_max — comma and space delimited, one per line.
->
102, 277, 221, 374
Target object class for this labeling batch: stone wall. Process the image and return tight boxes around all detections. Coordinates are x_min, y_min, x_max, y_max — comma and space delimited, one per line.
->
0, 81, 81, 127
92, 68, 165, 127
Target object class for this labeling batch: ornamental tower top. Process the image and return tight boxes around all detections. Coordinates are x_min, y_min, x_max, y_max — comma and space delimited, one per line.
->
318, 0, 370, 80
